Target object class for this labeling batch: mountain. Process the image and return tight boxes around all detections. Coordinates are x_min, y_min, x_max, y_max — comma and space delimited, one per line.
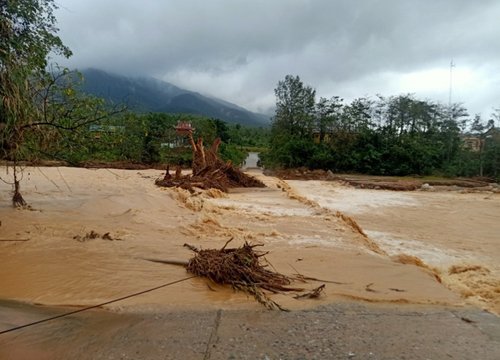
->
79, 69, 270, 127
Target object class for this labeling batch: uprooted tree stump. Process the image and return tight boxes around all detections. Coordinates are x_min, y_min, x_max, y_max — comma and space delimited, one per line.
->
155, 130, 265, 192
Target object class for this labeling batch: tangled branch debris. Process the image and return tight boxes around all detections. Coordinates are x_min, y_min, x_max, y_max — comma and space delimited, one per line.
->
184, 241, 304, 310
155, 131, 265, 192
73, 230, 121, 242
143, 241, 327, 310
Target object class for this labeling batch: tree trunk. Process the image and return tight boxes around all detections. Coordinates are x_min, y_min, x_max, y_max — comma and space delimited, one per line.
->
12, 161, 27, 208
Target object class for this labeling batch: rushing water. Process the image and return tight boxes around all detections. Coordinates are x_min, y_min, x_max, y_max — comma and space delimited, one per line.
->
289, 180, 500, 313
1, 167, 497, 316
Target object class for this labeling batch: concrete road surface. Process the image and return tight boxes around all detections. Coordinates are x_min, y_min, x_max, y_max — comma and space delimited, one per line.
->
1, 301, 499, 359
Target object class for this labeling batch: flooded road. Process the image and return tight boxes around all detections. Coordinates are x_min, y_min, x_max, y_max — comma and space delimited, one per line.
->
242, 152, 260, 169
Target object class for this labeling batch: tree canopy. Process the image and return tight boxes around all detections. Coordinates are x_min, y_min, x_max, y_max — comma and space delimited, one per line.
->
273, 75, 316, 138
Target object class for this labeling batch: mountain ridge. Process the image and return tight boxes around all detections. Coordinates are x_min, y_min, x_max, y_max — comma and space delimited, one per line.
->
79, 68, 270, 127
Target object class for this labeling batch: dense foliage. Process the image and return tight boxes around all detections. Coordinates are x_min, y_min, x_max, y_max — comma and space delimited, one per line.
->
262, 75, 500, 179
39, 112, 270, 167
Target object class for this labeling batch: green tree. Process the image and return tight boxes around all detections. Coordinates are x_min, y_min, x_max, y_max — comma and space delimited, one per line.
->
486, 109, 500, 179
342, 97, 374, 132
315, 96, 343, 143
265, 75, 316, 168
468, 114, 498, 177
436, 103, 468, 173
273, 75, 316, 138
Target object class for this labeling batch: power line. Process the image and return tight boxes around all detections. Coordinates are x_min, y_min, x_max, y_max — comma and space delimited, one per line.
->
0, 275, 196, 336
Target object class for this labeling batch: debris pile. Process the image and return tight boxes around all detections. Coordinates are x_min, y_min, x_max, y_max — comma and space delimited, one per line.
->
73, 230, 121, 242
155, 133, 265, 192
184, 241, 302, 310
143, 241, 327, 310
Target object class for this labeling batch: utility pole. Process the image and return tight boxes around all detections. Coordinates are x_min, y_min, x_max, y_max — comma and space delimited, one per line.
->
448, 59, 455, 108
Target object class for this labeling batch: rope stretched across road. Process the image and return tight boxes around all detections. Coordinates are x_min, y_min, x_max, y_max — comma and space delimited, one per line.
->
0, 275, 197, 336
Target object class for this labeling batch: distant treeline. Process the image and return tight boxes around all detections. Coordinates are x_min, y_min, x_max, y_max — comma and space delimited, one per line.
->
261, 75, 500, 179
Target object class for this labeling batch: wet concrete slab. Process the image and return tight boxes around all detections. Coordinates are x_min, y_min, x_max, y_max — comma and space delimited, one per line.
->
1, 301, 499, 360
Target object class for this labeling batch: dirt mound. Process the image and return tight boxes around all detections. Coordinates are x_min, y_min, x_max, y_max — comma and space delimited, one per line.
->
343, 180, 421, 191
265, 168, 331, 180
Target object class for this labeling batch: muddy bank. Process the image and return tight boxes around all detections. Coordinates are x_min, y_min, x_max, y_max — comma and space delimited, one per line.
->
266, 168, 498, 191
0, 160, 168, 170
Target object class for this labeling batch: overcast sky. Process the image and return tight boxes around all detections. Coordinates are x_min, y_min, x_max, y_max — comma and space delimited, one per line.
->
54, 0, 499, 118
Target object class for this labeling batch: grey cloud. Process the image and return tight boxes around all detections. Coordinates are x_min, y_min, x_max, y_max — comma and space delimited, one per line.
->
55, 0, 500, 117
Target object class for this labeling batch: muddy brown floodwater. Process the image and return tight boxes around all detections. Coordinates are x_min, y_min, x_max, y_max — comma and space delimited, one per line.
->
0, 167, 498, 318
289, 179, 500, 314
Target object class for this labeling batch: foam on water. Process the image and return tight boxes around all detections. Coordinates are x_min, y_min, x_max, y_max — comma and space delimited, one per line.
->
288, 180, 419, 214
